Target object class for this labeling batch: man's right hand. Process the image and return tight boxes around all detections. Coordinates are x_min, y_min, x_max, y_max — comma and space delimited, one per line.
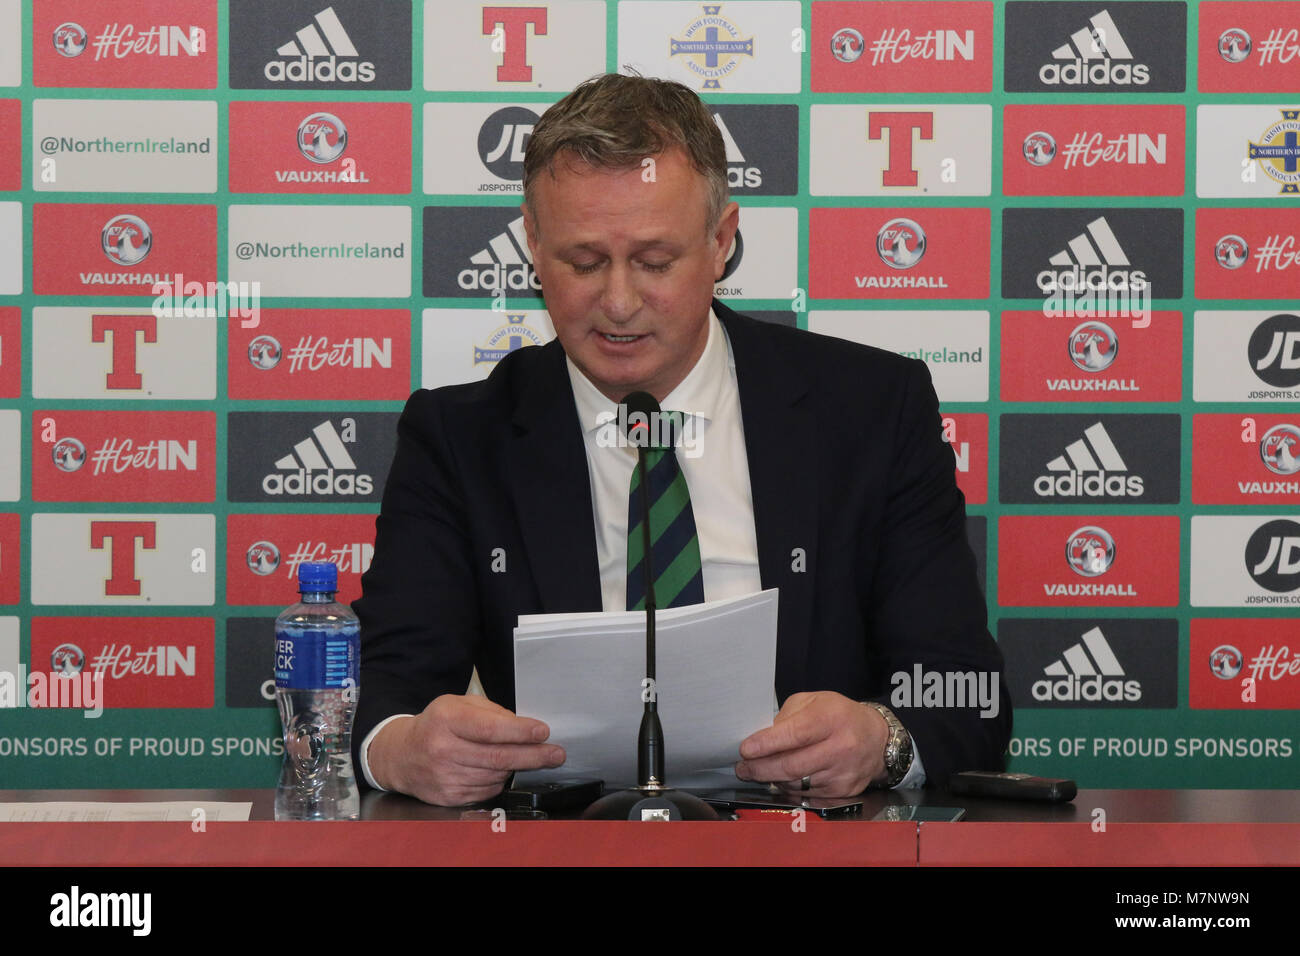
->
366, 694, 566, 806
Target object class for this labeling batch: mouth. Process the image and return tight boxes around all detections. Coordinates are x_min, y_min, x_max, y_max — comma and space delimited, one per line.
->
599, 332, 645, 343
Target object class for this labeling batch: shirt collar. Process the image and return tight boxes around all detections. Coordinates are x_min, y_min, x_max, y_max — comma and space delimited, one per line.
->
567, 309, 727, 433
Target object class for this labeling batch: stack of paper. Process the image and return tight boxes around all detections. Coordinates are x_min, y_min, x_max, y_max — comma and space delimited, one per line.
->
512, 590, 778, 790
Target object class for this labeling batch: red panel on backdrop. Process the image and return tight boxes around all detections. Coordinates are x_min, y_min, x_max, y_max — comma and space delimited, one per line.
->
941, 412, 987, 504
811, 1, 993, 92
1000, 310, 1182, 403
1002, 104, 1184, 196
0, 514, 19, 605
1189, 619, 1300, 709
30, 617, 214, 708
33, 203, 217, 296
227, 309, 412, 400
1198, 2, 1300, 92
1196, 208, 1300, 299
809, 207, 989, 299
32, 0, 218, 89
0, 308, 20, 398
228, 101, 412, 194
998, 515, 1180, 607
1192, 414, 1300, 505
226, 513, 377, 606
31, 410, 215, 501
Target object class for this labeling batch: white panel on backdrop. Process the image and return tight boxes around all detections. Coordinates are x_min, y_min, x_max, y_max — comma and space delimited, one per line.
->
424, 1, 607, 92
715, 207, 798, 300
32, 307, 217, 400
0, 202, 20, 294
808, 311, 989, 402
0, 0, 19, 87
1191, 515, 1300, 606
30, 514, 215, 606
619, 1, 802, 93
422, 308, 555, 389
228, 204, 410, 298
1194, 311, 1300, 401
1198, 105, 1300, 198
422, 101, 552, 195
33, 99, 218, 193
0, 410, 18, 501
810, 104, 993, 196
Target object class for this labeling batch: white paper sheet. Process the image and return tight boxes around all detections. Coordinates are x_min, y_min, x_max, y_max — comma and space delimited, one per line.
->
0, 801, 252, 822
512, 589, 778, 789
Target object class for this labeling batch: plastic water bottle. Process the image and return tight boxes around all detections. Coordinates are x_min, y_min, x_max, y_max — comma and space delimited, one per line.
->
274, 561, 360, 821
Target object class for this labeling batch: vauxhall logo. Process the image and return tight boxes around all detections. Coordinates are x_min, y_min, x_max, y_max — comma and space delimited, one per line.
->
1035, 421, 1143, 497
1039, 8, 1150, 87
1245, 519, 1300, 592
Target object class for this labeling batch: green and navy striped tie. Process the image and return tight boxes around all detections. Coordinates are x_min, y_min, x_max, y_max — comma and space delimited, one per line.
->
626, 411, 705, 610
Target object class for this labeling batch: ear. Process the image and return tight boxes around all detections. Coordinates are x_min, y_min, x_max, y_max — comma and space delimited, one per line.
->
521, 200, 539, 262
711, 202, 740, 281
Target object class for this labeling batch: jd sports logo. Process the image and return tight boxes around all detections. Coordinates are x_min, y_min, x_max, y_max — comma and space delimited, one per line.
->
478, 107, 538, 181
1248, 314, 1300, 389
227, 411, 396, 502
1004, 2, 1186, 93
229, 1, 411, 90
1245, 519, 1300, 592
1033, 626, 1141, 702
1000, 414, 1178, 503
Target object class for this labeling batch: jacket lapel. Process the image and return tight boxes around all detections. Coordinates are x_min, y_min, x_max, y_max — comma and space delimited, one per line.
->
505, 341, 604, 614
716, 302, 819, 699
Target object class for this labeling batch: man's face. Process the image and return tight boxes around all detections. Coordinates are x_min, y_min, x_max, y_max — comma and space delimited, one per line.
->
523, 147, 739, 403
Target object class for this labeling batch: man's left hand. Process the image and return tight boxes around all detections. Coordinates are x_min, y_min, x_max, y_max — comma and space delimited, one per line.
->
735, 691, 890, 798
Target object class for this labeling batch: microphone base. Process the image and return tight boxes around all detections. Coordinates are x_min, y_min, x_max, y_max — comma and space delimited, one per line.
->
580, 785, 719, 821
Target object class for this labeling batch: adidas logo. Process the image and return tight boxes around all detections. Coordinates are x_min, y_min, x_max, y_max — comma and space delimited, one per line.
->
714, 113, 761, 189
262, 420, 373, 496
458, 216, 540, 292
1034, 421, 1143, 497
1031, 627, 1141, 702
1035, 216, 1148, 293
263, 6, 376, 84
1038, 9, 1150, 86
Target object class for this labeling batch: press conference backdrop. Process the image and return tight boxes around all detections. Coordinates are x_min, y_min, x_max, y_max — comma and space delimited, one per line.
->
0, 0, 1297, 790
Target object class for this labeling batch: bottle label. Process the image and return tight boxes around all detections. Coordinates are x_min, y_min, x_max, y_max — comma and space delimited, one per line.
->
274, 626, 359, 690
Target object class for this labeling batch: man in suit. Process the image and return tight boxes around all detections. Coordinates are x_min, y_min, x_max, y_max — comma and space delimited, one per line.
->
353, 74, 1010, 806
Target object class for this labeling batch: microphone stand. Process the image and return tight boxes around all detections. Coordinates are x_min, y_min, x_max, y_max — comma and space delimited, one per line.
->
581, 397, 718, 821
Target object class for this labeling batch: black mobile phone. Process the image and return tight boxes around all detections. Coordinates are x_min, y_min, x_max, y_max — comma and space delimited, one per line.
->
949, 771, 1077, 802
502, 779, 604, 813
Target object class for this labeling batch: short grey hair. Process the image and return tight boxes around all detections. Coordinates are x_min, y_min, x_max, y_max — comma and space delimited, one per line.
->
523, 72, 729, 231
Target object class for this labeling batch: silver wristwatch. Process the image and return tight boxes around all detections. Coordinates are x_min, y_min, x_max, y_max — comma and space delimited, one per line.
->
864, 701, 913, 788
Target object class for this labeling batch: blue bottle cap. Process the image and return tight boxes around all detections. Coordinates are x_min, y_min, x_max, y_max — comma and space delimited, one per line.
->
297, 561, 338, 593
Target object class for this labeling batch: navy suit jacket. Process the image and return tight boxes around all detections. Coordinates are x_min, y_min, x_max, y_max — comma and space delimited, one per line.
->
353, 301, 1011, 787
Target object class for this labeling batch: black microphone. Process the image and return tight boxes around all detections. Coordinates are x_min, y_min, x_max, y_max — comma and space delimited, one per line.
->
581, 392, 718, 821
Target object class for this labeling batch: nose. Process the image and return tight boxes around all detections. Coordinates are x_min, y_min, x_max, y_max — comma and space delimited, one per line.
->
598, 261, 642, 324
